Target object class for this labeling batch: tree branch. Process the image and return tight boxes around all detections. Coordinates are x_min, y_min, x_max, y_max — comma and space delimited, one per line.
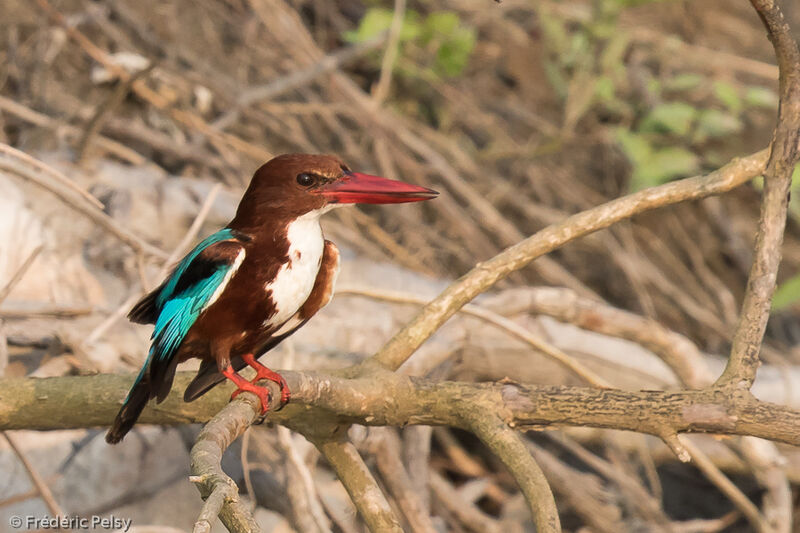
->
368, 149, 769, 372
468, 412, 560, 533
717, 0, 800, 388
363, 428, 438, 533
3, 371, 799, 445
189, 393, 262, 533
312, 438, 404, 533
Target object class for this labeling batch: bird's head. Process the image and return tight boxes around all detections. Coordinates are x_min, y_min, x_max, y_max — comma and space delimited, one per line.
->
233, 154, 438, 226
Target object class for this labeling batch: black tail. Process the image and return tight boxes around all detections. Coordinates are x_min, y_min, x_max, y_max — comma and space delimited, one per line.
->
106, 375, 152, 444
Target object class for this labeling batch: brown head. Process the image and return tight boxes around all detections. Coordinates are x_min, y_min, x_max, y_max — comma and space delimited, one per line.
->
230, 154, 438, 230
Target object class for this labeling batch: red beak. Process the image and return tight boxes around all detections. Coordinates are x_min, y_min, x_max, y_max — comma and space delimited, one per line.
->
316, 172, 439, 204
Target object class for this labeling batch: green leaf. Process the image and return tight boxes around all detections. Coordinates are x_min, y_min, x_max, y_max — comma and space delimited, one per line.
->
631, 147, 700, 190
615, 129, 652, 167
434, 28, 475, 77
694, 109, 743, 142
647, 78, 662, 99
345, 8, 393, 43
419, 12, 475, 77
744, 87, 778, 109
599, 31, 631, 76
423, 11, 460, 39
345, 8, 420, 43
665, 73, 704, 92
564, 32, 591, 68
595, 76, 616, 102
537, 9, 570, 57
640, 102, 697, 136
543, 60, 568, 99
790, 164, 800, 220
773, 273, 800, 311
713, 81, 742, 113
616, 0, 671, 5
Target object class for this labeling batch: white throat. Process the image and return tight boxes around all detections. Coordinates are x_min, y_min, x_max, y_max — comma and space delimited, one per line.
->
263, 209, 326, 328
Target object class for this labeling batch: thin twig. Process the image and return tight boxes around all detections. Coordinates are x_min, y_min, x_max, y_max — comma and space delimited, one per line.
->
161, 184, 223, 272
276, 342, 331, 533
0, 476, 61, 509
526, 440, 627, 533
337, 286, 611, 387
365, 428, 438, 533
84, 292, 141, 346
0, 147, 167, 260
76, 63, 156, 165
36, 0, 273, 162
0, 305, 94, 319
659, 431, 691, 463
2, 432, 64, 519
239, 428, 256, 512
545, 434, 670, 526
371, 0, 406, 105
214, 34, 389, 130
0, 245, 42, 380
0, 245, 42, 306
277, 426, 332, 533
0, 143, 103, 209
739, 437, 792, 533
481, 286, 716, 388
429, 471, 500, 533
402, 426, 434, 514
85, 184, 221, 346
679, 435, 768, 532
0, 95, 148, 165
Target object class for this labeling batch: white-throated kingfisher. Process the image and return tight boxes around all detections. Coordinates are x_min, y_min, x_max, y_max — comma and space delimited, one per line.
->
106, 154, 437, 443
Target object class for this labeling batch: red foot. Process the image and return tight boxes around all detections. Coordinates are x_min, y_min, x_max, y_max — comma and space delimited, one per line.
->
241, 353, 290, 410
222, 366, 272, 414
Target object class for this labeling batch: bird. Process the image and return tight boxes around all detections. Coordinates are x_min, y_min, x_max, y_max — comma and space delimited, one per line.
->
106, 154, 437, 443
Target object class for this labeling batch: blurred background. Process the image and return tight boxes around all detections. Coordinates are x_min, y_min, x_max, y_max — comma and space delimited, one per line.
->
1, 0, 800, 531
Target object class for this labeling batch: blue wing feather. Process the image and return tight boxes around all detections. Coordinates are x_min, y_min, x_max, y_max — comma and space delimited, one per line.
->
125, 228, 241, 403
156, 228, 236, 307
151, 270, 229, 362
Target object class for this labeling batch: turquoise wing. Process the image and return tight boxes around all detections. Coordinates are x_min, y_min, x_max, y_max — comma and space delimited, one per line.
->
126, 229, 244, 403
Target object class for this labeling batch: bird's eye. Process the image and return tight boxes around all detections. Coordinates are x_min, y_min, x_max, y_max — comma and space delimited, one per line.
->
296, 173, 315, 187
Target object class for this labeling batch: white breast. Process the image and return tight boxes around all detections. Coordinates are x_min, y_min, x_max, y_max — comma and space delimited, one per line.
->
264, 210, 325, 329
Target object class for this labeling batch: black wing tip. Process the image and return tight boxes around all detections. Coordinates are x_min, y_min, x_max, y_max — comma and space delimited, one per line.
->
183, 372, 225, 402
128, 290, 159, 324
183, 387, 203, 403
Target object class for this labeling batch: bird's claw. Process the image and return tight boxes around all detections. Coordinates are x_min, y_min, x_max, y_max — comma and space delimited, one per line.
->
255, 371, 289, 411
230, 381, 272, 415
241, 353, 291, 410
